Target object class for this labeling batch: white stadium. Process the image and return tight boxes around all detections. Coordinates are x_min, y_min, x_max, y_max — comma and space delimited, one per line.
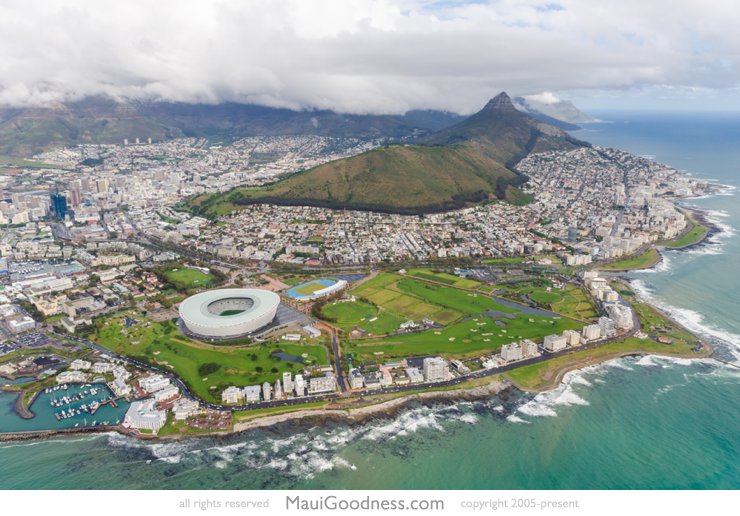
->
178, 288, 281, 339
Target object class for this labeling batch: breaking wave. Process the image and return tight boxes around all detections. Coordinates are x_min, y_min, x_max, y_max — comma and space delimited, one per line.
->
630, 279, 740, 362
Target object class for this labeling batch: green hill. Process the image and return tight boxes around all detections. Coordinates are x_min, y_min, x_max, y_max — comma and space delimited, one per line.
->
187, 92, 589, 216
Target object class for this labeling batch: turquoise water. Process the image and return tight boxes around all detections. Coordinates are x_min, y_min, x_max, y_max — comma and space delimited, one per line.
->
0, 113, 738, 489
0, 383, 129, 432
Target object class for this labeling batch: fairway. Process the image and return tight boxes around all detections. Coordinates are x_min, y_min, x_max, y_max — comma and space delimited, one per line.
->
92, 311, 329, 402
163, 267, 214, 290
320, 300, 406, 336
348, 313, 582, 362
351, 273, 463, 325
405, 269, 481, 289
496, 280, 598, 321
395, 278, 518, 315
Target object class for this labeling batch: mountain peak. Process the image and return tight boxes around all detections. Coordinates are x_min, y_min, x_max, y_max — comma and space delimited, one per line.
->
482, 92, 516, 112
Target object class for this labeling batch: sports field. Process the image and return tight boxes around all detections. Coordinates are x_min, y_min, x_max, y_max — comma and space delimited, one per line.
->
163, 267, 214, 290
92, 311, 329, 403
287, 278, 337, 298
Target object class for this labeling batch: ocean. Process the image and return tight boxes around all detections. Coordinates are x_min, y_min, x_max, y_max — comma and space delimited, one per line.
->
0, 112, 738, 489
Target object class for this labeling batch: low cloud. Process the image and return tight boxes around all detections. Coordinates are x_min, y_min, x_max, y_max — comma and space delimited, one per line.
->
0, 0, 738, 113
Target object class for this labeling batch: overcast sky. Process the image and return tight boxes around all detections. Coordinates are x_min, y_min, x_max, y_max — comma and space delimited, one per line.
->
1, 0, 739, 114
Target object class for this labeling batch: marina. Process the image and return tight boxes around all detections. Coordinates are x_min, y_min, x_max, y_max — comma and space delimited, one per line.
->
0, 383, 130, 433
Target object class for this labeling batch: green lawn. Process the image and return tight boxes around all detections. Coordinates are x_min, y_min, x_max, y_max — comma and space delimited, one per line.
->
660, 224, 708, 249
506, 336, 701, 391
351, 273, 462, 325
497, 280, 598, 321
163, 267, 214, 290
405, 269, 481, 289
599, 248, 661, 271
321, 300, 406, 336
482, 256, 529, 265
394, 278, 518, 316
348, 313, 582, 362
292, 279, 334, 295
92, 311, 329, 403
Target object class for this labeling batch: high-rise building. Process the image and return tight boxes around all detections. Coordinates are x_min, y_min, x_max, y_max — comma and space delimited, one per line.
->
582, 324, 602, 341
294, 374, 305, 396
563, 330, 581, 347
599, 316, 616, 338
50, 192, 68, 218
68, 187, 81, 207
501, 342, 523, 362
543, 334, 568, 352
423, 357, 449, 382
96, 179, 109, 194
282, 372, 293, 394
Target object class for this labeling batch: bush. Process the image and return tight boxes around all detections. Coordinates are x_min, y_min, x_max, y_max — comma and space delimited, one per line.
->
197, 362, 221, 376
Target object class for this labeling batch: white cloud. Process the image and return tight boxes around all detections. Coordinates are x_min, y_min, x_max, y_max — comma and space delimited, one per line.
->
523, 91, 561, 105
0, 0, 739, 112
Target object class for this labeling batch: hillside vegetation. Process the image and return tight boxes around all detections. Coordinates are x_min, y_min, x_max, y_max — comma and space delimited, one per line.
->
187, 93, 587, 216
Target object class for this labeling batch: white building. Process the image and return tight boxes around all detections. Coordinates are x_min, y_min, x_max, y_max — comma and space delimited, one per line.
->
154, 385, 180, 402
521, 339, 539, 357
69, 359, 92, 371
172, 398, 200, 420
92, 362, 116, 374
406, 367, 424, 383
308, 373, 336, 394
606, 304, 634, 330
500, 342, 523, 362
273, 379, 283, 399
349, 368, 364, 390
294, 374, 306, 396
599, 316, 616, 338
113, 365, 131, 380
222, 386, 244, 404
56, 370, 88, 384
543, 334, 568, 352
422, 357, 449, 382
582, 324, 602, 341
262, 381, 272, 401
108, 377, 131, 397
282, 372, 293, 394
139, 374, 171, 393
123, 399, 167, 433
243, 385, 261, 403
563, 330, 581, 347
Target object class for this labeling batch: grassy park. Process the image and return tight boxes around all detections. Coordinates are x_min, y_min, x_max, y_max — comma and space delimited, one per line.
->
162, 267, 214, 290
660, 224, 708, 248
506, 335, 705, 392
91, 310, 329, 402
599, 248, 661, 271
